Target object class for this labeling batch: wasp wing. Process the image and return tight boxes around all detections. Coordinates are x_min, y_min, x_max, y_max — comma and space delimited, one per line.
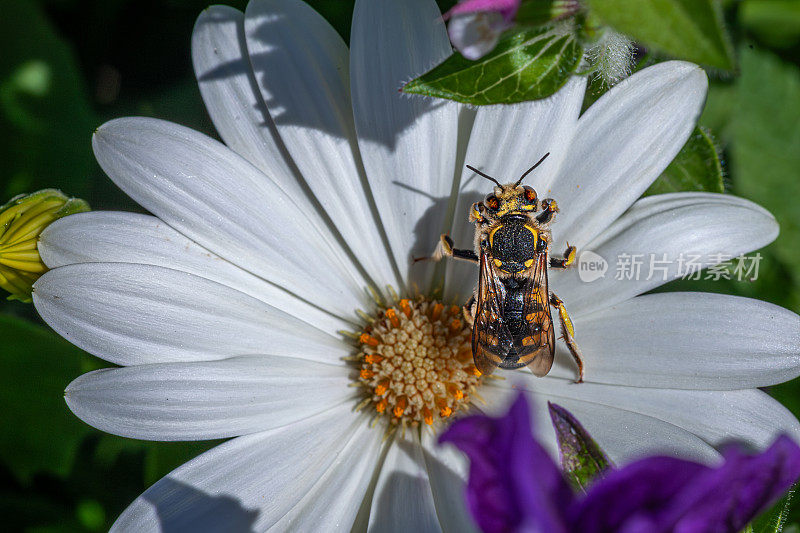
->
513, 252, 555, 377
471, 250, 513, 375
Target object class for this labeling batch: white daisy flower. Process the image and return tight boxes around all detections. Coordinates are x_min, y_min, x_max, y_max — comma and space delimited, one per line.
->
31, 0, 800, 530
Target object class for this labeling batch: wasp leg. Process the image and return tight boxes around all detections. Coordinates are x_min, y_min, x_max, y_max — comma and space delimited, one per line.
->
549, 243, 577, 269
462, 294, 476, 327
536, 198, 559, 225
549, 292, 584, 383
432, 234, 479, 263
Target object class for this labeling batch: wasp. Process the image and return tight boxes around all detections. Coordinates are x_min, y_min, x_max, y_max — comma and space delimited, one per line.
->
435, 153, 585, 383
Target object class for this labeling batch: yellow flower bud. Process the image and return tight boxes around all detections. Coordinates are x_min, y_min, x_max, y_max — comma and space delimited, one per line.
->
0, 189, 89, 302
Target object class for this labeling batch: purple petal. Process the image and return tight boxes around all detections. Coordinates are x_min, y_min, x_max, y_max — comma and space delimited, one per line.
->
573, 436, 800, 533
444, 0, 520, 20
664, 435, 800, 532
440, 392, 574, 533
447, 11, 510, 61
572, 456, 707, 533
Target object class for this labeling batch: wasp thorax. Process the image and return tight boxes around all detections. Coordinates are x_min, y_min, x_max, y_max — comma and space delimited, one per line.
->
355, 298, 481, 428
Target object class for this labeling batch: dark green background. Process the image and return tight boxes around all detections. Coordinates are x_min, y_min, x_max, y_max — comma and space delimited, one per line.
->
0, 0, 798, 530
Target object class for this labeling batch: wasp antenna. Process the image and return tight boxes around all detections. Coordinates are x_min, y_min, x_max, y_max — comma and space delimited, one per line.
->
466, 165, 503, 188
514, 152, 550, 187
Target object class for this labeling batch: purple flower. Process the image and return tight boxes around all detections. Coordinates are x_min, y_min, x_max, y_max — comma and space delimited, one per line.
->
442, 0, 581, 60
445, 0, 521, 20
439, 390, 574, 532
440, 393, 800, 533
443, 0, 520, 60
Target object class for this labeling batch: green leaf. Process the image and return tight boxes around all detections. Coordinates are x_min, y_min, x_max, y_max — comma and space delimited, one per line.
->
731, 46, 800, 308
403, 25, 583, 105
645, 126, 725, 196
739, 49, 800, 515
587, 0, 735, 71
0, 0, 94, 199
75, 499, 106, 532
0, 315, 101, 482
750, 486, 795, 533
699, 81, 737, 136
548, 402, 612, 491
741, 0, 800, 49
515, 0, 582, 27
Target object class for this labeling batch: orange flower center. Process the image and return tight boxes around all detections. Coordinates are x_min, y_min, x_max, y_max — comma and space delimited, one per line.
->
355, 297, 481, 428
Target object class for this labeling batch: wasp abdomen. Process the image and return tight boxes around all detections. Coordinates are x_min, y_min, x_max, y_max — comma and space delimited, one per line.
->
498, 277, 543, 369
502, 279, 527, 333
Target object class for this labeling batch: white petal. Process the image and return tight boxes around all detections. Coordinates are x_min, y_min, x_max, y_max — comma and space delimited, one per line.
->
480, 384, 719, 465
111, 404, 381, 532
269, 426, 382, 531
243, 0, 399, 290
546, 292, 800, 389
351, 0, 460, 288
92, 117, 367, 319
192, 6, 299, 197
556, 400, 719, 464
369, 432, 442, 533
501, 377, 800, 454
445, 76, 586, 301
550, 61, 708, 248
39, 211, 351, 334
65, 355, 351, 440
421, 431, 480, 533
458, 77, 586, 200
550, 192, 778, 317
33, 263, 346, 366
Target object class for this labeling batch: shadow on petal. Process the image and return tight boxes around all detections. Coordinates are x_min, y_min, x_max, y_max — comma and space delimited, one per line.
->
194, 8, 277, 135
144, 478, 259, 533
242, 1, 447, 148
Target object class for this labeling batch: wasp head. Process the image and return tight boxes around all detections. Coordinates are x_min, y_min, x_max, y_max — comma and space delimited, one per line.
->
483, 185, 538, 218
468, 153, 550, 222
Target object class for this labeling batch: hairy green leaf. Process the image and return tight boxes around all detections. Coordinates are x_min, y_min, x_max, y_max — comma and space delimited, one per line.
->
750, 486, 795, 533
403, 26, 583, 105
645, 126, 724, 196
587, 0, 735, 70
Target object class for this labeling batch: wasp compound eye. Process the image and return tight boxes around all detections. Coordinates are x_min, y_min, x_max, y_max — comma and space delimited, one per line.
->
485, 195, 499, 210
523, 186, 537, 203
